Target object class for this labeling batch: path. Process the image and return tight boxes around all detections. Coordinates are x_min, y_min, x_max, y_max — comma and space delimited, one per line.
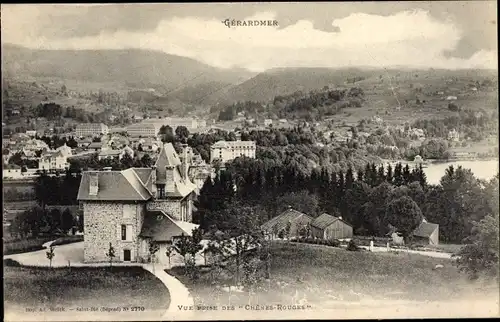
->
143, 264, 194, 319
287, 241, 454, 259
4, 240, 194, 319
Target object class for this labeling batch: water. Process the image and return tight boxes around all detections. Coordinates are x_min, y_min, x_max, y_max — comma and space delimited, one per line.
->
424, 160, 499, 185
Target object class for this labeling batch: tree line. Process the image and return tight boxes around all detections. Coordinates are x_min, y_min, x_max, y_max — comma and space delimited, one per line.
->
195, 159, 498, 245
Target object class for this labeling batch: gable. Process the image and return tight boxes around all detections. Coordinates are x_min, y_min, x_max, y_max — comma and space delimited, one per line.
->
77, 170, 152, 201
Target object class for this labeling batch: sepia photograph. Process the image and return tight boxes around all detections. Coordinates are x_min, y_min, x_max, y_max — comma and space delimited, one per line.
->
2, 2, 499, 321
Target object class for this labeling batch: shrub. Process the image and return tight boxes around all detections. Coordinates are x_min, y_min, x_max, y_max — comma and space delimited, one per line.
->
347, 240, 361, 252
3, 259, 21, 267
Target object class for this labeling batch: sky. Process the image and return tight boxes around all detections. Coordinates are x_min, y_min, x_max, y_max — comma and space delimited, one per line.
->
1, 2, 497, 72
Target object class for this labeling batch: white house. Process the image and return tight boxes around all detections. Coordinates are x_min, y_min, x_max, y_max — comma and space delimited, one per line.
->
210, 140, 256, 163
3, 164, 23, 179
448, 129, 460, 142
38, 150, 70, 172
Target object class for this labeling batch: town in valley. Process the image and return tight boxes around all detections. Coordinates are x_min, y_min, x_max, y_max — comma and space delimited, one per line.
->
2, 2, 499, 321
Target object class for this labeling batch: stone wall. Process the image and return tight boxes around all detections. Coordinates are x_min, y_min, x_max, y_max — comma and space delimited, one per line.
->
147, 200, 182, 220
83, 201, 147, 263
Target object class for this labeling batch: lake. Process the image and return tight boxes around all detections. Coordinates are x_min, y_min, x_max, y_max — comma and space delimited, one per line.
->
424, 159, 499, 185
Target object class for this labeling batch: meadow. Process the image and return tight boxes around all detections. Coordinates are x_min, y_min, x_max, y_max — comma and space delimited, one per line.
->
168, 241, 498, 309
3, 265, 170, 319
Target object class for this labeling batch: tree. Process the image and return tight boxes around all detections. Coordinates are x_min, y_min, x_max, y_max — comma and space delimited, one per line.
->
173, 228, 203, 280
386, 196, 423, 243
175, 126, 190, 142
165, 245, 175, 267
46, 245, 55, 268
149, 240, 160, 272
275, 190, 319, 216
454, 212, 499, 280
61, 208, 74, 234
207, 202, 264, 285
106, 242, 116, 269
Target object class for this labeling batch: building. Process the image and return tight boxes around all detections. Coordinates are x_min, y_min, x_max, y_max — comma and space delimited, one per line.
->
76, 123, 109, 138
412, 220, 439, 245
55, 143, 73, 158
3, 164, 22, 179
264, 119, 273, 127
87, 142, 105, 152
77, 137, 93, 148
98, 149, 126, 161
310, 213, 353, 240
77, 143, 197, 263
448, 129, 460, 142
126, 122, 160, 138
261, 208, 313, 239
387, 219, 439, 245
414, 155, 423, 164
25, 130, 37, 137
38, 150, 70, 172
210, 140, 256, 163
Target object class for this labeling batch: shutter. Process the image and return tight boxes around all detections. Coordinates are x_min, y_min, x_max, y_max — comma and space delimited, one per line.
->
117, 224, 121, 241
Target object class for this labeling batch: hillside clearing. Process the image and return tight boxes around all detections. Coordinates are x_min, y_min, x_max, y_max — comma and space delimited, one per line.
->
168, 242, 498, 309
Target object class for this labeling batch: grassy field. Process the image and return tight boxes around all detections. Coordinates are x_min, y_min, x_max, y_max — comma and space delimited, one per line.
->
3, 236, 56, 255
4, 266, 170, 318
168, 242, 498, 309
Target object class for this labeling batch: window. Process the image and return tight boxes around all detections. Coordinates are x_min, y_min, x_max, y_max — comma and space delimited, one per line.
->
157, 184, 165, 199
121, 225, 127, 240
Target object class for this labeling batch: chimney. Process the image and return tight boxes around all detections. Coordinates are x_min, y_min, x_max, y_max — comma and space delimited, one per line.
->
150, 166, 157, 198
89, 173, 99, 196
181, 143, 189, 181
165, 165, 175, 193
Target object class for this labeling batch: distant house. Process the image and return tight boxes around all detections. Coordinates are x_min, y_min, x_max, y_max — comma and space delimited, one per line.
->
279, 119, 288, 124
39, 150, 70, 172
3, 164, 22, 179
77, 137, 93, 148
25, 130, 37, 137
412, 220, 439, 245
310, 213, 353, 240
388, 219, 439, 245
414, 155, 423, 164
87, 142, 105, 152
445, 96, 458, 101
261, 208, 313, 239
264, 119, 273, 127
448, 129, 460, 142
98, 149, 126, 161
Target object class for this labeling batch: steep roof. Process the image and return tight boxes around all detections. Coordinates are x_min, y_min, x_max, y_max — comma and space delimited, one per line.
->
311, 213, 339, 230
77, 169, 152, 201
155, 143, 182, 184
413, 222, 439, 238
140, 210, 199, 241
132, 168, 154, 185
261, 208, 313, 233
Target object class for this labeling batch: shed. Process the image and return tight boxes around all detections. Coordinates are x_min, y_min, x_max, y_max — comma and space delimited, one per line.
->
412, 222, 439, 245
310, 213, 353, 240
261, 208, 313, 239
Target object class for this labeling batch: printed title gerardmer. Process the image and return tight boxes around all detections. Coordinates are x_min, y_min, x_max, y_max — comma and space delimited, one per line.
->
222, 19, 279, 28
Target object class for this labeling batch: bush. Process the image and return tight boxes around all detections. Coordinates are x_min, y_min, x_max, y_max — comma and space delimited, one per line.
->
347, 240, 361, 252
3, 259, 21, 267
327, 239, 341, 247
51, 235, 84, 246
